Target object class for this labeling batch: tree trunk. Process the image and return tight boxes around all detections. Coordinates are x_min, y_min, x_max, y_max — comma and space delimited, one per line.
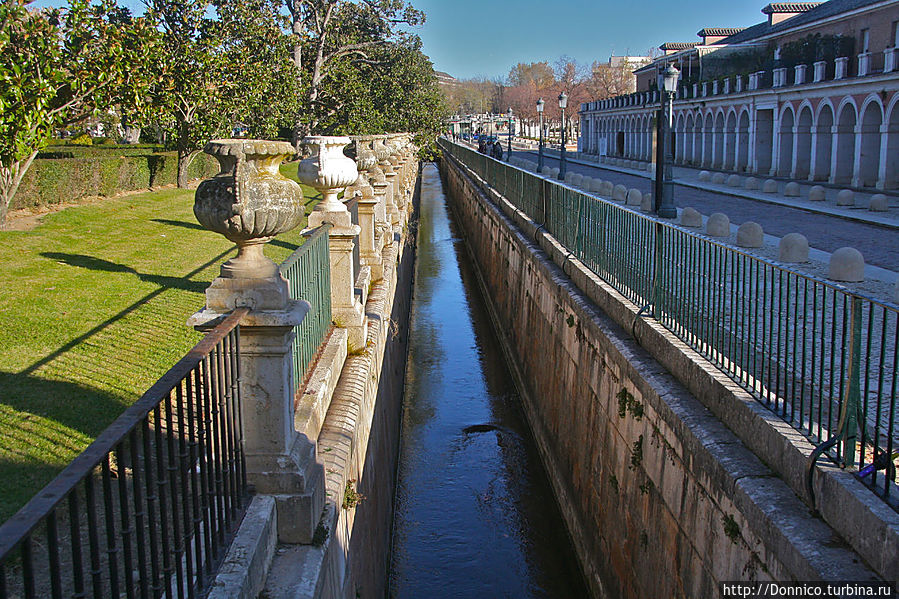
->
0, 150, 39, 229
123, 126, 141, 144
177, 150, 198, 188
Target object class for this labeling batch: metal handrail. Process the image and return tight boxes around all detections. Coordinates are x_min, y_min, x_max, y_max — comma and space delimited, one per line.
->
440, 137, 899, 508
0, 307, 250, 598
280, 224, 332, 388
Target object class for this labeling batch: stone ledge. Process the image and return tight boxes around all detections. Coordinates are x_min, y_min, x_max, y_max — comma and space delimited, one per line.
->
296, 328, 348, 442
207, 495, 278, 599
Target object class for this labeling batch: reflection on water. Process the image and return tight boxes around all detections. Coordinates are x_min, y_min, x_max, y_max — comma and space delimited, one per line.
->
388, 164, 589, 597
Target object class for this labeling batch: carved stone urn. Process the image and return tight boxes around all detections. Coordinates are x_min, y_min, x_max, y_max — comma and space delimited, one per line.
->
194, 139, 304, 281
297, 136, 358, 213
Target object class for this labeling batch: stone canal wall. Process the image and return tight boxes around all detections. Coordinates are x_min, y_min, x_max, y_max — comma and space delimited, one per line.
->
439, 154, 890, 597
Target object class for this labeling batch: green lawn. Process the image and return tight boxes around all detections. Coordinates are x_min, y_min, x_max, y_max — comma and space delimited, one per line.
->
0, 165, 319, 522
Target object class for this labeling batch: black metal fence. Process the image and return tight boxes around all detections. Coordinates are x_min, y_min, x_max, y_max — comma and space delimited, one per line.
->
0, 308, 250, 599
440, 137, 899, 509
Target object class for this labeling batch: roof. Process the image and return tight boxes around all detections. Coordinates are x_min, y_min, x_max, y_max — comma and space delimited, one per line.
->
697, 27, 746, 37
721, 0, 890, 45
659, 42, 701, 50
761, 2, 823, 13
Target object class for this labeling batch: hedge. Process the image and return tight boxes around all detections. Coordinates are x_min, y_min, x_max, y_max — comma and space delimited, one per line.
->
13, 152, 219, 211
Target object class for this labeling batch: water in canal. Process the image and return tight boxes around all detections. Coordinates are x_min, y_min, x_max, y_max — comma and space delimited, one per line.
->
388, 164, 589, 597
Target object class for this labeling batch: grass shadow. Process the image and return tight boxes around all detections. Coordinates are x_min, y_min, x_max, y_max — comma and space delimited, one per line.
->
41, 252, 209, 294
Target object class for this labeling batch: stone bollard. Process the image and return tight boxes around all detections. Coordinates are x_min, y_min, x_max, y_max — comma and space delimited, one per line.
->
707, 212, 730, 236
727, 174, 742, 187
836, 189, 855, 206
736, 221, 764, 247
551, 167, 560, 178
894, 279, 899, 304
779, 233, 809, 262
744, 177, 760, 190
828, 247, 865, 282
711, 172, 727, 185
572, 173, 584, 187
869, 194, 889, 212
626, 188, 642, 206
809, 185, 826, 201
589, 178, 604, 193
763, 179, 779, 193
541, 165, 553, 176
698, 170, 711, 182
300, 136, 367, 349
784, 182, 801, 197
640, 192, 653, 212
600, 180, 614, 197
189, 139, 324, 544
580, 176, 593, 190
680, 207, 703, 227
565, 172, 576, 185
613, 184, 628, 202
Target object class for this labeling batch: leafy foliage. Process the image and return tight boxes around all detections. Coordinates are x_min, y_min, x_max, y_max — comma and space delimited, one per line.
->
0, 0, 159, 225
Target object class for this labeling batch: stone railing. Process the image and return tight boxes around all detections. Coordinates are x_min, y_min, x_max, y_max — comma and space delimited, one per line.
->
187, 132, 419, 583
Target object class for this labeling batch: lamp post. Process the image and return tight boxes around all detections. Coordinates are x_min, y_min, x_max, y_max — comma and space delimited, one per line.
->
654, 64, 679, 218
558, 91, 568, 180
536, 98, 545, 170
507, 107, 513, 159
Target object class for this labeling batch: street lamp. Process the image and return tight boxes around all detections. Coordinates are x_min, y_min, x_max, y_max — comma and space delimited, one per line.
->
507, 107, 513, 159
653, 64, 679, 218
536, 98, 545, 170
558, 91, 568, 180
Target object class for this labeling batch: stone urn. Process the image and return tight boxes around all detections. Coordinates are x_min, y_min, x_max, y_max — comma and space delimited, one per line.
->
297, 136, 358, 212
194, 139, 304, 280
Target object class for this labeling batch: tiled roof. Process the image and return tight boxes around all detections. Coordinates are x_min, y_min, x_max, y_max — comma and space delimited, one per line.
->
659, 42, 701, 50
720, 0, 888, 45
697, 27, 747, 37
761, 2, 823, 14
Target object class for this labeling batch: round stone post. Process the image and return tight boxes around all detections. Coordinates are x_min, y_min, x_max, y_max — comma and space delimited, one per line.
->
188, 139, 324, 544
349, 139, 384, 280
299, 136, 367, 349
375, 136, 400, 226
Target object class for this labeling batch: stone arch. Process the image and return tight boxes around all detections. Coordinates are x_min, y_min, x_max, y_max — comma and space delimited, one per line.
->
702, 112, 714, 167
736, 109, 750, 172
794, 103, 814, 179
813, 102, 835, 181
778, 104, 795, 177
674, 113, 684, 162
886, 94, 899, 188
858, 95, 883, 188
724, 110, 737, 170
713, 110, 725, 168
833, 99, 857, 185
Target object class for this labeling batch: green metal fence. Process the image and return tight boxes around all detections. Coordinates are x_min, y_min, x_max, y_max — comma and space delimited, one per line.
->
440, 138, 899, 508
280, 225, 332, 388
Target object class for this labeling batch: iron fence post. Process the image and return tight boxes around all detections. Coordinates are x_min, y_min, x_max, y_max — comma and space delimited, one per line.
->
843, 296, 862, 467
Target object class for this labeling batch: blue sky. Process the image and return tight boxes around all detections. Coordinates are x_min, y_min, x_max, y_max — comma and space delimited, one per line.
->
33, 0, 770, 81
409, 0, 767, 80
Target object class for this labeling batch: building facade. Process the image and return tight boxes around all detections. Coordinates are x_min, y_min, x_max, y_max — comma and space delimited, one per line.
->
578, 0, 899, 190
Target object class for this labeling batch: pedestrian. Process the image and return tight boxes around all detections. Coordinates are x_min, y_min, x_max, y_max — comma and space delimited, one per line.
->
478, 137, 487, 154
492, 140, 503, 160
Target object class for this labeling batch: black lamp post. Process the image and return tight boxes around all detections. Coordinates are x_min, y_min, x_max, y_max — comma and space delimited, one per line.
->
536, 98, 545, 170
558, 91, 568, 180
507, 107, 513, 159
654, 64, 679, 218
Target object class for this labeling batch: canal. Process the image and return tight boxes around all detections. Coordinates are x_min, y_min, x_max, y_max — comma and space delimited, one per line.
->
388, 164, 589, 597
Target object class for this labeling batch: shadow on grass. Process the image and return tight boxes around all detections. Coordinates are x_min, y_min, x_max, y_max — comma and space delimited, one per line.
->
21, 248, 232, 377
41, 252, 208, 294
0, 371, 126, 522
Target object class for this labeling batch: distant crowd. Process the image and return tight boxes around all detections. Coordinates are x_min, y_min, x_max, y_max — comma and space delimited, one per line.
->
478, 137, 504, 160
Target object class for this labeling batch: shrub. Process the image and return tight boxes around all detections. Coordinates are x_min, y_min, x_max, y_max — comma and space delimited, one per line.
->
70, 134, 93, 146
13, 152, 219, 211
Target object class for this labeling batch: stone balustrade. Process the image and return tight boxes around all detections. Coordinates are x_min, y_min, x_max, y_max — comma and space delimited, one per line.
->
188, 132, 419, 550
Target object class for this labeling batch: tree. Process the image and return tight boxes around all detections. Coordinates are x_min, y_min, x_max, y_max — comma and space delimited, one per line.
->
284, 0, 424, 139
0, 0, 158, 227
507, 61, 554, 89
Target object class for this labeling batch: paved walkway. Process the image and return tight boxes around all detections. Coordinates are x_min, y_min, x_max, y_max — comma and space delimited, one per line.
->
508, 148, 899, 274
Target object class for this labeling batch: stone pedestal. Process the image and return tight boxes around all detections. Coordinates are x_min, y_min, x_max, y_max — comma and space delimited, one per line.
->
190, 304, 324, 543
356, 190, 383, 281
